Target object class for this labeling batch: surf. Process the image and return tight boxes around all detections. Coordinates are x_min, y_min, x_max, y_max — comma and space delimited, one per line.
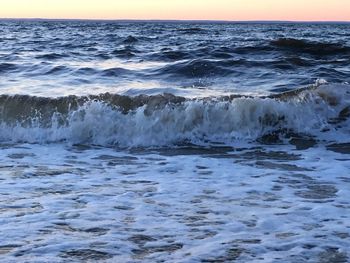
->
0, 82, 349, 147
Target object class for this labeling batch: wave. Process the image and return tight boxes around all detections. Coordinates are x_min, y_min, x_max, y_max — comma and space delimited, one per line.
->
271, 38, 350, 55
177, 27, 205, 35
35, 53, 68, 60
0, 63, 18, 73
152, 59, 235, 78
0, 82, 349, 147
148, 50, 193, 61
74, 67, 100, 76
100, 67, 133, 77
112, 47, 138, 58
44, 65, 70, 75
123, 35, 138, 44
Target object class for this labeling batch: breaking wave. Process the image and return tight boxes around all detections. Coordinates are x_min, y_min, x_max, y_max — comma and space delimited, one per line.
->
0, 83, 349, 147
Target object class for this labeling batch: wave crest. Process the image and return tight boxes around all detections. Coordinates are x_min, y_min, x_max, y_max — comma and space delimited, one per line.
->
0, 83, 349, 147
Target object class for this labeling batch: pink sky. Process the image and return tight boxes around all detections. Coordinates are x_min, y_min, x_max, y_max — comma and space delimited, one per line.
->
1, 0, 350, 21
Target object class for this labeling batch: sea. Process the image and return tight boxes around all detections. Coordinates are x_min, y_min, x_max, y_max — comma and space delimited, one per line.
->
0, 20, 350, 262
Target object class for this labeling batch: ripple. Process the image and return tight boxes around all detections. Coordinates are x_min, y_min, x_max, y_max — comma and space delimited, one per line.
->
60, 249, 113, 261
0, 63, 18, 73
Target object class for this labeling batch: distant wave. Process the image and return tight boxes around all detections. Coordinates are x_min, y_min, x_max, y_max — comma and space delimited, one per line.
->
270, 38, 350, 55
177, 27, 205, 34
0, 83, 349, 147
123, 35, 138, 44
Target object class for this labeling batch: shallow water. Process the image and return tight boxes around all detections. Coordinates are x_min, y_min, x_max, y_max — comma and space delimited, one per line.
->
0, 20, 350, 262
1, 143, 349, 262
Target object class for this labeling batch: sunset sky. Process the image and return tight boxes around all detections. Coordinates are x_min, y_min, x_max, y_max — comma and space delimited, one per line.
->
1, 0, 350, 21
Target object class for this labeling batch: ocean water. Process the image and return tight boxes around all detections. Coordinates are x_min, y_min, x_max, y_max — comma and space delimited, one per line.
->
0, 20, 350, 262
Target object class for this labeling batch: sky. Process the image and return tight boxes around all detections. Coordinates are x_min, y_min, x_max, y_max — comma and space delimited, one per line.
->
1, 0, 350, 21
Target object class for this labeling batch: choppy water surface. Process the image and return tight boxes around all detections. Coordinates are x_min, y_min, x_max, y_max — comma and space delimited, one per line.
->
1, 21, 349, 96
0, 20, 350, 262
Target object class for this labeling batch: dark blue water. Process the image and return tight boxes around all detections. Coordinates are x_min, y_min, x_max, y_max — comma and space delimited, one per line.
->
1, 20, 349, 96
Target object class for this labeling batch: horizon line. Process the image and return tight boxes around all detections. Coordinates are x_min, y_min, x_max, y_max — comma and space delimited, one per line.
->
1, 17, 350, 23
